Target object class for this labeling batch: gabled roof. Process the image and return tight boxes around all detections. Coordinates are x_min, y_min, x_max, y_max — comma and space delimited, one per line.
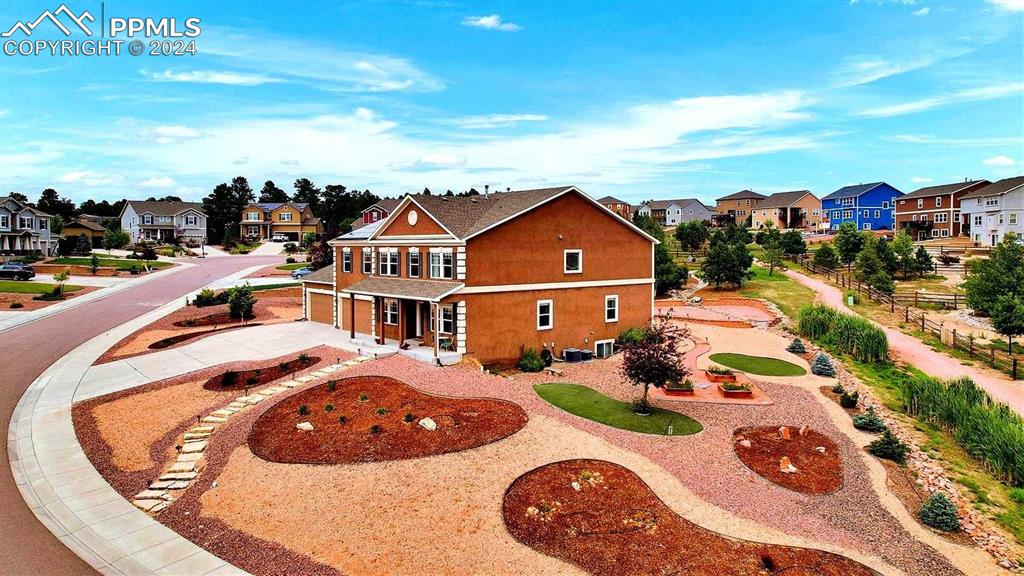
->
821, 182, 890, 201
250, 202, 308, 213
125, 200, 204, 217
341, 220, 383, 238
597, 195, 627, 204
361, 187, 657, 244
758, 190, 815, 209
643, 198, 703, 210
960, 176, 1024, 200
716, 189, 766, 202
901, 180, 990, 201
301, 265, 334, 285
64, 219, 106, 232
0, 196, 53, 218
362, 198, 401, 214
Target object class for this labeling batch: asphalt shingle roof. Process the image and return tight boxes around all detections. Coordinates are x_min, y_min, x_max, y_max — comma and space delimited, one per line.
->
64, 219, 106, 232
642, 198, 702, 210
821, 182, 885, 201
597, 195, 627, 204
410, 187, 573, 238
364, 198, 401, 213
342, 277, 463, 300
716, 190, 766, 202
127, 200, 205, 217
252, 202, 309, 213
900, 180, 989, 201
758, 190, 813, 209
960, 176, 1024, 200
301, 266, 334, 285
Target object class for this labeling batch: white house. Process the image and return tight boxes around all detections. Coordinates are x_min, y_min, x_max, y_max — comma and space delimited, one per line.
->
637, 198, 714, 226
959, 176, 1024, 246
120, 200, 207, 244
0, 195, 55, 254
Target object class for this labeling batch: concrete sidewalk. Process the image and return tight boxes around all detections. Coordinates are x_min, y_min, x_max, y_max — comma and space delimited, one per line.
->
27, 275, 129, 288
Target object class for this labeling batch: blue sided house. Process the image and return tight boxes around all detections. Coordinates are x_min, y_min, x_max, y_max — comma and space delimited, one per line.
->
821, 182, 904, 231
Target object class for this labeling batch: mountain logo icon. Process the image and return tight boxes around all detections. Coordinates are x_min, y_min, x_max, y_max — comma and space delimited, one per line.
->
2, 4, 94, 38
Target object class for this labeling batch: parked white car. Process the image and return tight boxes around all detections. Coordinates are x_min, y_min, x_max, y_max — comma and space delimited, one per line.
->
271, 234, 289, 242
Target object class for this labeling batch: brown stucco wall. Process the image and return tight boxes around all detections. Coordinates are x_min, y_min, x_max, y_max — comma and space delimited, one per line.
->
452, 282, 652, 367
378, 202, 450, 237
465, 193, 652, 286
307, 292, 334, 325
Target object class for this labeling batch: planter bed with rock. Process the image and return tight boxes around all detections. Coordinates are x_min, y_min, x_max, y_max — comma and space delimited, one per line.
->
734, 426, 843, 494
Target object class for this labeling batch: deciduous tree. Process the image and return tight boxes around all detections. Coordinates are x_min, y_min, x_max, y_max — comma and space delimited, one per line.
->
620, 317, 689, 414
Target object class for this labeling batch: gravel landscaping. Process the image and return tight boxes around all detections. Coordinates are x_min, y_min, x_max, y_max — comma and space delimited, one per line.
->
734, 426, 843, 494
503, 459, 877, 576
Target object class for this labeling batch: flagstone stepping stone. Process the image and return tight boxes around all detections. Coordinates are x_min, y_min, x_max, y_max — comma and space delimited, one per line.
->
166, 481, 190, 490
227, 402, 247, 410
295, 376, 315, 383
296, 421, 314, 431
168, 461, 195, 473
281, 381, 300, 388
177, 453, 202, 463
133, 499, 164, 511
342, 361, 360, 367
160, 472, 197, 481
181, 441, 207, 453
149, 481, 175, 490
183, 432, 210, 441
201, 415, 227, 424
209, 409, 233, 418
310, 371, 329, 378
190, 426, 215, 434
264, 386, 288, 394
354, 356, 371, 362
135, 489, 170, 500
149, 502, 169, 513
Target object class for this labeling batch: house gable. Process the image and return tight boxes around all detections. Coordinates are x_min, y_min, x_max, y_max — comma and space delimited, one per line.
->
376, 198, 454, 238
272, 204, 302, 223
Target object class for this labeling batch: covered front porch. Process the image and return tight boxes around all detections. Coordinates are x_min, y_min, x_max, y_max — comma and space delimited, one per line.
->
341, 277, 466, 366
1, 231, 53, 255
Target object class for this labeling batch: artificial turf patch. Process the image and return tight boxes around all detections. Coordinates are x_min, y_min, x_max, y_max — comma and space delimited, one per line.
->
533, 383, 701, 436
708, 353, 806, 376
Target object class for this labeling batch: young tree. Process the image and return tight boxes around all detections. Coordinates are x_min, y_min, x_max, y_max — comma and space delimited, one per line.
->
89, 254, 100, 275
963, 233, 1024, 316
102, 228, 129, 253
779, 229, 807, 256
762, 239, 785, 276
75, 233, 91, 255
49, 215, 64, 236
53, 268, 71, 298
991, 294, 1024, 353
619, 317, 689, 414
891, 229, 916, 279
855, 235, 883, 280
833, 222, 863, 270
301, 231, 317, 248
228, 283, 257, 320
701, 236, 751, 287
258, 180, 289, 203
754, 221, 780, 246
308, 240, 334, 271
875, 237, 898, 276
869, 271, 895, 295
674, 220, 709, 252
813, 243, 839, 270
913, 245, 934, 278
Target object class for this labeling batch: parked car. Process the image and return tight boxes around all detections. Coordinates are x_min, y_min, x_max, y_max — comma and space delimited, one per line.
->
271, 234, 289, 242
0, 262, 36, 280
290, 267, 312, 279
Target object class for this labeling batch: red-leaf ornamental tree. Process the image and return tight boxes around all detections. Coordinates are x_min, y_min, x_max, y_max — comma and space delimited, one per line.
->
619, 316, 690, 414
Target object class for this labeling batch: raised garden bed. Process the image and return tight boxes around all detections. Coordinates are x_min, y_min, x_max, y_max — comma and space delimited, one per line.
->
148, 324, 260, 350
203, 354, 319, 390
705, 370, 736, 383
248, 375, 528, 463
718, 383, 753, 398
734, 426, 842, 494
503, 459, 876, 576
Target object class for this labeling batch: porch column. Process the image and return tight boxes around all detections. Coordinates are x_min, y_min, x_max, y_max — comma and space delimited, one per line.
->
349, 294, 356, 339
377, 297, 385, 344
432, 302, 440, 361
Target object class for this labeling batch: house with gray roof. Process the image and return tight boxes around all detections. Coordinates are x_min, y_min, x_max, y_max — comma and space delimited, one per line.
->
120, 200, 207, 244
636, 198, 713, 226
0, 195, 55, 255
958, 176, 1024, 246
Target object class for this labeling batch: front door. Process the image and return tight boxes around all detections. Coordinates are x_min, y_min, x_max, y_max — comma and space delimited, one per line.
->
403, 300, 421, 340
992, 234, 998, 246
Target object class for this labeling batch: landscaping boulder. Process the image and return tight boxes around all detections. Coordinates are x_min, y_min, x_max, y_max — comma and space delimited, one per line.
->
739, 439, 752, 449
296, 421, 314, 431
799, 425, 809, 437
779, 426, 791, 440
419, 417, 437, 431
779, 456, 798, 474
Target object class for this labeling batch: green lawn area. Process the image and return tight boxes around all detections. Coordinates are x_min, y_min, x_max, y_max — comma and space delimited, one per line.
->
0, 281, 83, 294
49, 257, 172, 270
708, 352, 806, 376
275, 262, 308, 271
738, 265, 815, 321
249, 282, 300, 292
533, 383, 702, 435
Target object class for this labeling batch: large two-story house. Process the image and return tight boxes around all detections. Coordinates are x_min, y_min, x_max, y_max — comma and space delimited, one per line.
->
0, 195, 55, 255
822, 182, 903, 231
120, 200, 207, 244
750, 190, 822, 231
597, 195, 633, 220
303, 186, 657, 367
713, 190, 765, 226
959, 176, 1024, 246
636, 198, 713, 226
240, 202, 322, 241
894, 180, 990, 241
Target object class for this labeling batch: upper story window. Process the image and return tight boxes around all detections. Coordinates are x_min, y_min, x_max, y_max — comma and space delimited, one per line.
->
185, 215, 197, 226
143, 214, 153, 225
605, 295, 619, 323
19, 216, 33, 228
38, 218, 47, 230
899, 200, 905, 205
537, 299, 553, 330
564, 249, 583, 274
0, 214, 8, 228
247, 212, 261, 221
362, 248, 373, 274
917, 199, 924, 209
280, 212, 293, 222
378, 248, 399, 276
159, 215, 171, 223
882, 201, 889, 209
863, 210, 870, 218
429, 250, 453, 279
342, 249, 352, 273
874, 210, 880, 218
842, 197, 854, 206
408, 250, 420, 278
935, 197, 942, 208
985, 197, 999, 207
371, 211, 380, 222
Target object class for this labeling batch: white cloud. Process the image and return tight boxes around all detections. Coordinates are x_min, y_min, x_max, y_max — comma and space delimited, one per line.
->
913, 6, 931, 15
833, 56, 936, 87
142, 69, 280, 86
989, 0, 1024, 11
910, 176, 933, 183
56, 171, 124, 187
138, 176, 177, 189
415, 153, 467, 167
983, 155, 1016, 166
0, 109, 8, 118
884, 134, 1024, 146
144, 125, 201, 144
440, 113, 548, 130
461, 15, 522, 32
857, 82, 1024, 117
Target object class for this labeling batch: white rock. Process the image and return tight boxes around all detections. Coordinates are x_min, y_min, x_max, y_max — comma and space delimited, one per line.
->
419, 417, 437, 431
739, 439, 752, 449
296, 421, 314, 431
815, 446, 826, 453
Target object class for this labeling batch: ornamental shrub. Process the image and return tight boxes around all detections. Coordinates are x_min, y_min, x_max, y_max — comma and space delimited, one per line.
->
919, 493, 960, 532
228, 283, 256, 319
518, 348, 545, 372
617, 326, 653, 345
853, 406, 887, 432
811, 352, 836, 377
839, 391, 859, 409
868, 429, 909, 464
786, 338, 806, 354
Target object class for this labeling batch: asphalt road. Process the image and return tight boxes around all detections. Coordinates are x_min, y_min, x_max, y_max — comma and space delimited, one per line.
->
0, 255, 281, 576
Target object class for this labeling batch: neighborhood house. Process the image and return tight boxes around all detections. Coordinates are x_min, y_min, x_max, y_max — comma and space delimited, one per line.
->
0, 195, 55, 255
713, 190, 765, 226
637, 198, 713, 226
597, 195, 634, 220
120, 200, 207, 244
750, 190, 822, 231
958, 175, 1024, 246
303, 186, 656, 367
240, 202, 323, 241
895, 180, 990, 241
353, 198, 401, 230
822, 182, 903, 231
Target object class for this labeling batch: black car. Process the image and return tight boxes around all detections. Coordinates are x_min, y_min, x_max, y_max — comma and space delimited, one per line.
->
0, 262, 36, 280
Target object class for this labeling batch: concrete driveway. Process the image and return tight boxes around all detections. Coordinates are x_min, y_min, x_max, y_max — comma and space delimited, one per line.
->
247, 241, 286, 257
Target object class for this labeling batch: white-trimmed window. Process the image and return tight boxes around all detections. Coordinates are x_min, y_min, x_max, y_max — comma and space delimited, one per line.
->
917, 199, 924, 209
247, 225, 259, 236
342, 249, 352, 273
883, 201, 889, 209
1010, 213, 1018, 225
38, 218, 47, 230
384, 299, 399, 325
440, 304, 454, 334
974, 215, 983, 227
0, 215, 8, 228
362, 248, 373, 274
379, 248, 399, 276
842, 210, 853, 219
185, 215, 198, 227
429, 250, 453, 279
159, 216, 171, 223
935, 197, 942, 208
921, 214, 928, 222
408, 249, 420, 277
874, 210, 880, 218
863, 209, 870, 218
986, 197, 999, 207
595, 340, 615, 358
537, 300, 553, 330
931, 229, 939, 237
143, 214, 153, 225
280, 212, 293, 222
605, 295, 619, 323
940, 229, 950, 237
912, 214, 918, 221
563, 249, 583, 274
862, 223, 872, 230
998, 213, 1004, 225
246, 212, 260, 221
935, 213, 948, 224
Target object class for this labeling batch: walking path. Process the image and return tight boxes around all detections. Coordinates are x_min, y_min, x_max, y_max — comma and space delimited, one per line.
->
1, 256, 280, 576
785, 267, 1024, 416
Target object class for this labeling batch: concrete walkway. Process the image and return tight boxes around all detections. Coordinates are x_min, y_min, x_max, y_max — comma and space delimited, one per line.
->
785, 267, 1024, 416
188, 245, 231, 258
247, 241, 285, 257
27, 275, 129, 288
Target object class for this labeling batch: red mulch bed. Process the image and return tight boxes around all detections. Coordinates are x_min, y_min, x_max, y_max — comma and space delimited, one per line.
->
734, 426, 843, 494
149, 324, 261, 349
173, 311, 251, 327
203, 355, 320, 390
248, 375, 528, 464
503, 460, 877, 576
0, 287, 98, 311
877, 457, 974, 545
819, 386, 859, 416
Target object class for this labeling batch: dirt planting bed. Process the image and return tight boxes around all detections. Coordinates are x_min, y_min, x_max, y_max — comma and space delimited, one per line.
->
149, 324, 259, 349
877, 458, 975, 546
204, 355, 319, 390
173, 311, 249, 327
248, 375, 528, 463
0, 286, 98, 311
503, 459, 877, 576
734, 426, 843, 494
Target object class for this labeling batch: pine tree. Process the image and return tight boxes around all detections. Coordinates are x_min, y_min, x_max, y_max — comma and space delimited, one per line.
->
786, 338, 806, 354
811, 352, 836, 377
813, 243, 839, 270
914, 246, 934, 278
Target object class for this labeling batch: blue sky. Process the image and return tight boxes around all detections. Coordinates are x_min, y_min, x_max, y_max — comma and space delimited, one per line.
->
0, 0, 1021, 207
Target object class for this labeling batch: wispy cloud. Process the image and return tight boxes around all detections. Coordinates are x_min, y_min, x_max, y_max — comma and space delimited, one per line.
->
138, 176, 177, 189
142, 69, 280, 86
143, 125, 201, 144
461, 14, 522, 32
884, 134, 1024, 147
857, 82, 1024, 117
910, 176, 933, 183
439, 113, 548, 129
913, 6, 931, 15
56, 170, 124, 187
989, 0, 1024, 12
983, 155, 1016, 166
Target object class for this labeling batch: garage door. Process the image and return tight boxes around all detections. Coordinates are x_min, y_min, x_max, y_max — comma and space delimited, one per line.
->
307, 291, 334, 325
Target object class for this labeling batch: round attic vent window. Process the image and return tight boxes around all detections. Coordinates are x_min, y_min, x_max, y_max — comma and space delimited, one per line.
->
408, 210, 418, 226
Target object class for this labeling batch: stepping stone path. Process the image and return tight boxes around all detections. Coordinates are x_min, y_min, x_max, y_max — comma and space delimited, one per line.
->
131, 355, 374, 514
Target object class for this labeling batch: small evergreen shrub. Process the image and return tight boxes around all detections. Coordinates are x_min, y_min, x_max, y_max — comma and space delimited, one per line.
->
839, 390, 859, 409
324, 404, 334, 412
868, 429, 909, 464
852, 406, 887, 432
370, 424, 382, 434
221, 371, 237, 387
327, 381, 337, 392
298, 353, 311, 363
9, 302, 23, 309
228, 283, 256, 319
811, 352, 836, 377
375, 407, 389, 415
706, 365, 734, 376
297, 404, 310, 416
617, 326, 653, 345
286, 257, 296, 264
358, 393, 368, 402
518, 348, 545, 372
786, 338, 806, 354
193, 288, 225, 307
919, 493, 960, 532
338, 415, 347, 424
246, 376, 258, 386
404, 412, 416, 423
831, 382, 845, 394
